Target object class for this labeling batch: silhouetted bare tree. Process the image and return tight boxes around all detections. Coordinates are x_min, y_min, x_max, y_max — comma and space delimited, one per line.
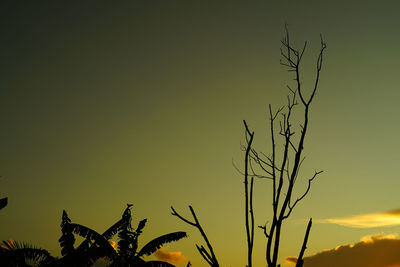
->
172, 27, 326, 267
242, 26, 326, 267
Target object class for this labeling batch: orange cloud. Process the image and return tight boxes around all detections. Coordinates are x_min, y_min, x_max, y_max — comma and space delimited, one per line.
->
317, 208, 400, 228
109, 240, 117, 251
154, 248, 188, 264
285, 256, 297, 264
286, 234, 400, 267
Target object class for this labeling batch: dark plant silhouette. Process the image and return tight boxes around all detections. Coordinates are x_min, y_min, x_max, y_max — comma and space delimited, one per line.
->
0, 239, 55, 266
59, 210, 75, 258
241, 26, 326, 267
1, 203, 185, 266
56, 204, 186, 267
56, 209, 119, 266
0, 196, 7, 210
109, 205, 187, 267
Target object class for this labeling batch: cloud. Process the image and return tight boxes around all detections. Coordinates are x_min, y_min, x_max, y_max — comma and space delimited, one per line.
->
109, 240, 117, 251
154, 248, 188, 264
285, 256, 298, 264
317, 208, 400, 228
286, 234, 400, 267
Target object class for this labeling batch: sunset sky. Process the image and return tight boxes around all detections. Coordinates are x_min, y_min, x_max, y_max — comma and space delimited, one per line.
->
2, 1, 400, 266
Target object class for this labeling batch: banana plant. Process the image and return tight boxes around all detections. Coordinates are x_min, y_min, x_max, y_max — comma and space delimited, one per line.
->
58, 204, 187, 267
0, 240, 55, 266
109, 205, 187, 266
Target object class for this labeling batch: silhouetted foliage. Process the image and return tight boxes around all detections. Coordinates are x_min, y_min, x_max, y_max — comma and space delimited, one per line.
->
0, 204, 186, 266
109, 205, 187, 267
0, 197, 7, 210
137, 232, 187, 257
59, 210, 75, 257
0, 240, 55, 266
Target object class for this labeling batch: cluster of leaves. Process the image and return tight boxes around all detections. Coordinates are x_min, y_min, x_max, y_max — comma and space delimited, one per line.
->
1, 204, 187, 267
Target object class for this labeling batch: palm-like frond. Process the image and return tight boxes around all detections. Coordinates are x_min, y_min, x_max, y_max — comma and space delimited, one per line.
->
60, 210, 71, 227
135, 219, 147, 237
0, 240, 55, 266
102, 217, 127, 240
0, 197, 7, 210
74, 208, 132, 265
59, 210, 75, 257
117, 226, 135, 257
75, 242, 114, 267
122, 205, 133, 224
70, 223, 116, 256
137, 232, 187, 257
66, 223, 118, 266
102, 205, 134, 241
123, 218, 147, 258
117, 205, 135, 257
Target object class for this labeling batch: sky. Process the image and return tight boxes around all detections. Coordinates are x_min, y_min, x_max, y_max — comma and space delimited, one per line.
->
2, 1, 400, 266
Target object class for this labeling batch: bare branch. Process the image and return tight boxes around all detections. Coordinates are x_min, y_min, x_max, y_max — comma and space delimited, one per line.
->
284, 171, 323, 219
243, 120, 255, 267
171, 206, 219, 267
287, 85, 296, 95
293, 157, 306, 184
232, 158, 246, 176
258, 223, 270, 239
295, 218, 312, 267
307, 35, 327, 106
249, 150, 274, 176
288, 139, 298, 153
171, 206, 196, 227
299, 41, 307, 61
196, 244, 214, 266
249, 158, 273, 179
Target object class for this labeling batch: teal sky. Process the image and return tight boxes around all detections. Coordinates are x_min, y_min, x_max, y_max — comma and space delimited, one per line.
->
2, 1, 400, 266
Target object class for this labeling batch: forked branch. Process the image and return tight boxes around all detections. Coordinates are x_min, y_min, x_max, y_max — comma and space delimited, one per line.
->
171, 206, 219, 267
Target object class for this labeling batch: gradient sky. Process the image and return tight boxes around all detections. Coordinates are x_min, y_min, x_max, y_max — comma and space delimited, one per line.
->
2, 1, 400, 266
